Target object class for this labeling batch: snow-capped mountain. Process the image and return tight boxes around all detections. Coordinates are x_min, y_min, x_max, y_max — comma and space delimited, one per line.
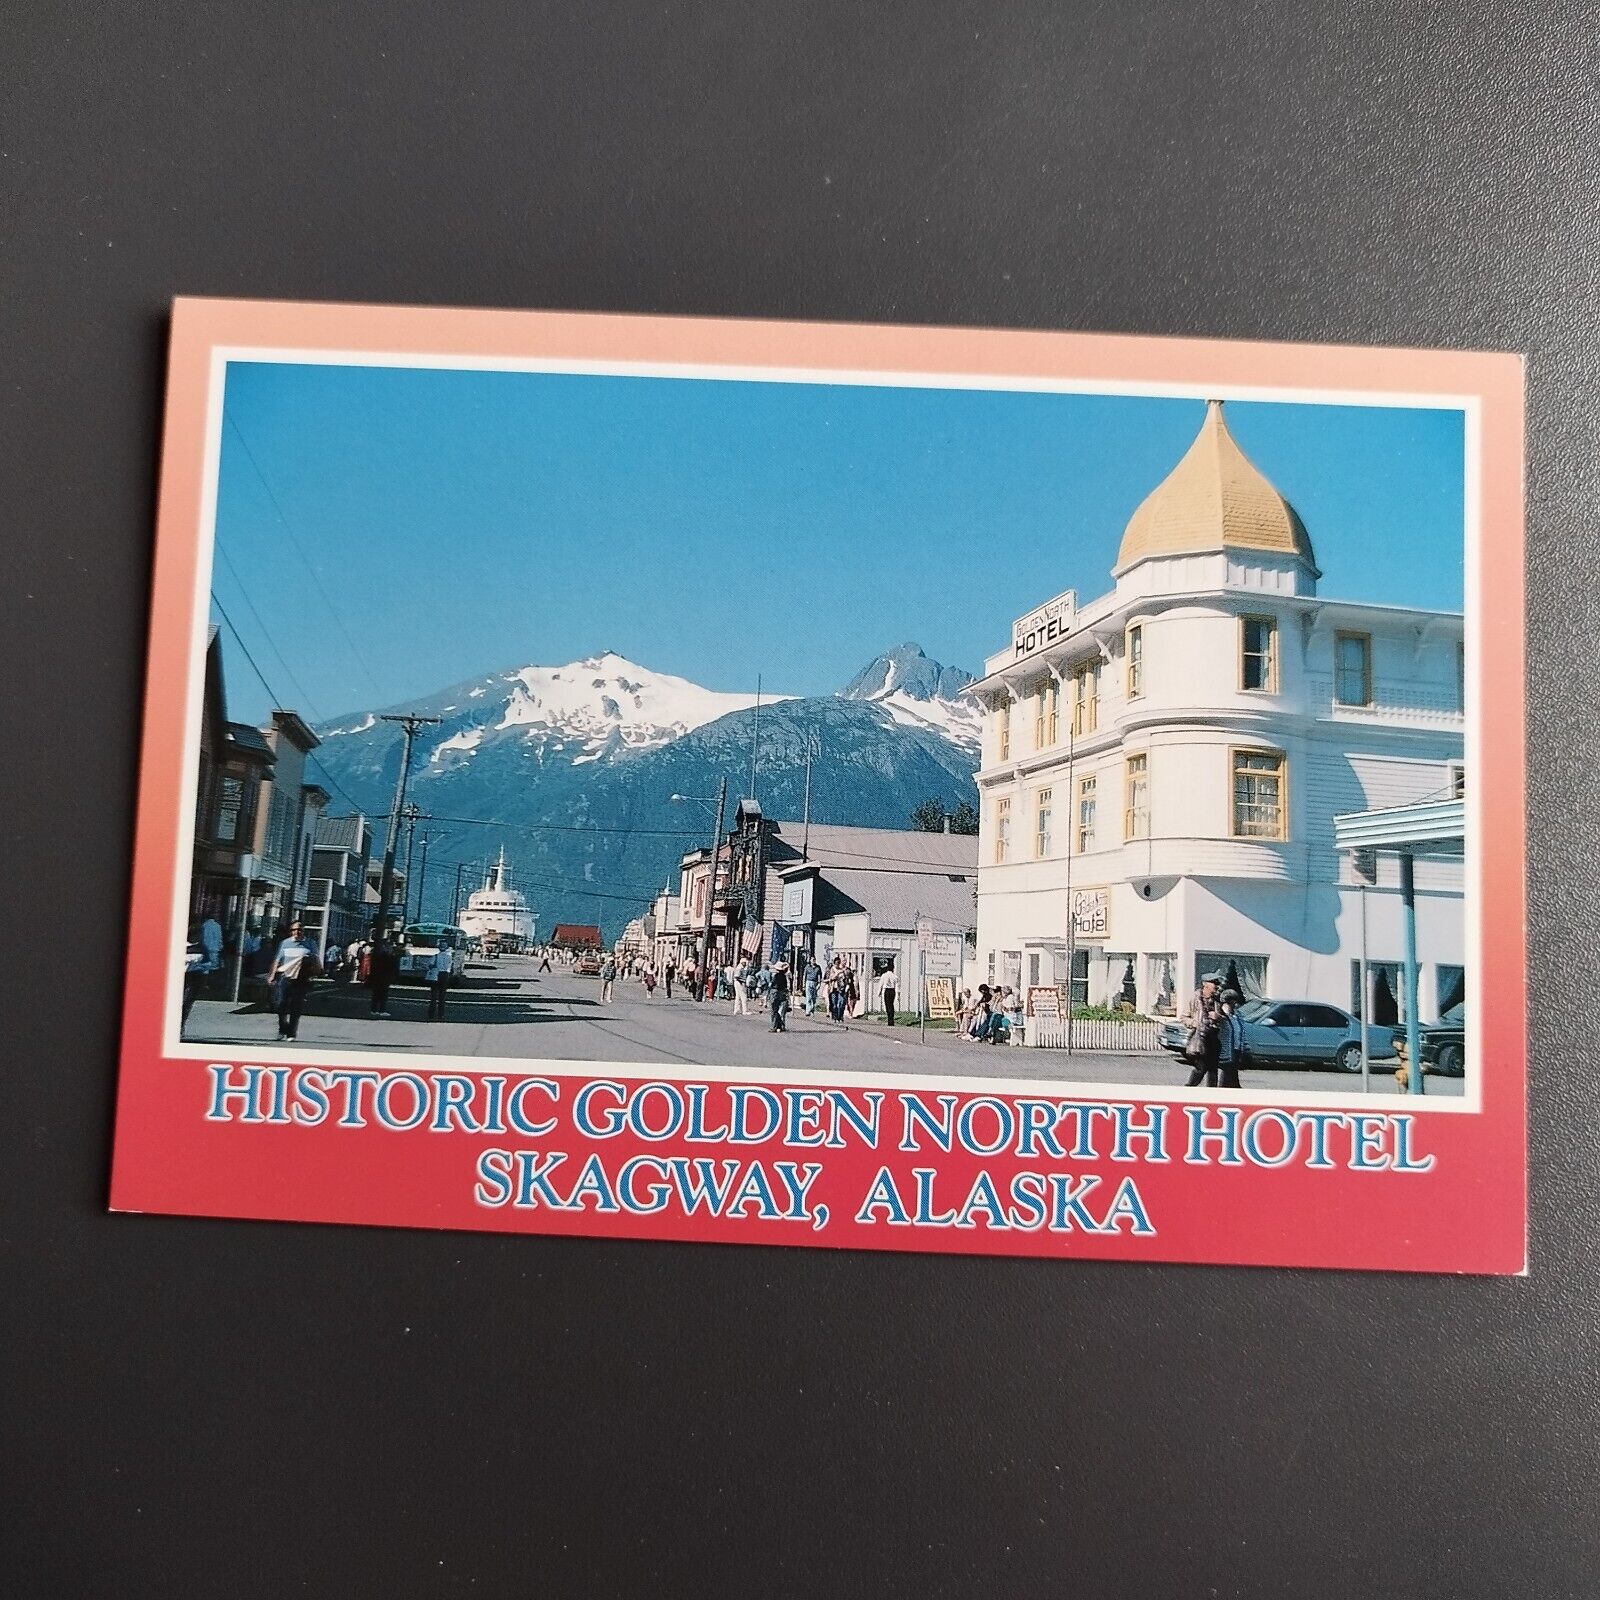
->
838, 641, 981, 748
322, 652, 789, 770
311, 644, 979, 938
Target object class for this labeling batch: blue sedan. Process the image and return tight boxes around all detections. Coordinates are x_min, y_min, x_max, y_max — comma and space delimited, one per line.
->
1160, 1000, 1395, 1073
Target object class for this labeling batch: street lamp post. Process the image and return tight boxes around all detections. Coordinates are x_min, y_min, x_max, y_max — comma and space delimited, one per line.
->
673, 778, 727, 1001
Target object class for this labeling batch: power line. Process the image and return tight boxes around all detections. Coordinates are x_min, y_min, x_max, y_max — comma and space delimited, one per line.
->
224, 408, 387, 703
212, 542, 323, 720
210, 592, 369, 817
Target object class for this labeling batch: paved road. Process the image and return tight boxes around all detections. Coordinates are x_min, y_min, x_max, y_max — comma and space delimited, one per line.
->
183, 956, 1461, 1096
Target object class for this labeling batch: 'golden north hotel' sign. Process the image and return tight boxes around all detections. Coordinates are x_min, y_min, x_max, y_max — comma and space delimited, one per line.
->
1012, 589, 1077, 660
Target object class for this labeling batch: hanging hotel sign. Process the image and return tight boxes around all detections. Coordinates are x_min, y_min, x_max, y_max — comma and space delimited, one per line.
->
108, 298, 1527, 1278
1072, 887, 1110, 941
1012, 588, 1077, 659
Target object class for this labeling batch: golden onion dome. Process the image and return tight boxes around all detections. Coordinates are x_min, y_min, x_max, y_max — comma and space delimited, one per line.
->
1114, 400, 1319, 576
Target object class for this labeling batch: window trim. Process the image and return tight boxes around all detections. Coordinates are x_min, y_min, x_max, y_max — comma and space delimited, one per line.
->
994, 795, 1012, 864
1034, 680, 1059, 750
1034, 787, 1053, 858
1076, 772, 1097, 854
1125, 622, 1144, 699
1123, 752, 1149, 841
996, 700, 1011, 762
1238, 613, 1279, 694
1333, 629, 1373, 707
1071, 659, 1098, 736
1229, 744, 1289, 842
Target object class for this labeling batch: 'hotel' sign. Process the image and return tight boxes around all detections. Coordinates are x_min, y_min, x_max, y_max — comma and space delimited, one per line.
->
1012, 589, 1077, 659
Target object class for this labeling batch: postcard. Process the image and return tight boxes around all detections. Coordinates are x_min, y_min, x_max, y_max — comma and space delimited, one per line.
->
110, 298, 1526, 1271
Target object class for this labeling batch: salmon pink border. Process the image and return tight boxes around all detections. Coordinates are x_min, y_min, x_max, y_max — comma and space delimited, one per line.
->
110, 298, 1526, 1273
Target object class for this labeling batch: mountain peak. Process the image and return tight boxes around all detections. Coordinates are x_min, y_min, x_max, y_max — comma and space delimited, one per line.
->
838, 643, 973, 704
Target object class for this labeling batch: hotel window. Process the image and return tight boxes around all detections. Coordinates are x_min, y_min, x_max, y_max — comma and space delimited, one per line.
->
1035, 788, 1053, 857
1123, 754, 1149, 840
1334, 631, 1372, 706
994, 796, 1011, 863
997, 702, 1011, 762
1035, 681, 1059, 749
1071, 661, 1098, 735
1240, 615, 1278, 692
1077, 773, 1097, 853
1126, 624, 1144, 698
1232, 748, 1287, 839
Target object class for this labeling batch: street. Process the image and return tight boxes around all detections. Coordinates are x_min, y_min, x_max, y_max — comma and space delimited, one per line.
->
183, 955, 1462, 1095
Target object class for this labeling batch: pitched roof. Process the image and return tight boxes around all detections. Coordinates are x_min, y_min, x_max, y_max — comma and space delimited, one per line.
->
315, 813, 368, 852
1114, 400, 1319, 576
813, 865, 976, 934
226, 722, 275, 759
767, 819, 978, 872
551, 923, 603, 946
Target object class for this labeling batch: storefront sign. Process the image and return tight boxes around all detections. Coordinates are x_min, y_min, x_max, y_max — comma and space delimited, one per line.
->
925, 977, 957, 1018
1072, 887, 1109, 941
779, 876, 813, 925
1012, 588, 1077, 659
1026, 985, 1061, 1021
922, 932, 964, 977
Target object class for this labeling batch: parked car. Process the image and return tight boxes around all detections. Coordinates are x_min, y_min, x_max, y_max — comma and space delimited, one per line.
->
574, 952, 602, 977
1391, 1002, 1466, 1077
1159, 999, 1394, 1073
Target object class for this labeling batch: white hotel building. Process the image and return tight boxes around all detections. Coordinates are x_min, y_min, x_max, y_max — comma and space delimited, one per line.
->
970, 400, 1465, 1026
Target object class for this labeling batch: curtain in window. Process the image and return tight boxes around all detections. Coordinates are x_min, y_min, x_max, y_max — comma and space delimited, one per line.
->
1196, 951, 1267, 1002
1351, 959, 1409, 1024
1436, 964, 1466, 1015
1145, 953, 1177, 1015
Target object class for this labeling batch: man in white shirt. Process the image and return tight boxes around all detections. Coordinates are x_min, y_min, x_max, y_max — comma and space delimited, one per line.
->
268, 920, 320, 1041
426, 945, 452, 1021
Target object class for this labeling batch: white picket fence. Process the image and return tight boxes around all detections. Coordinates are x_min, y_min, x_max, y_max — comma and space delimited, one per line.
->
1024, 1017, 1162, 1053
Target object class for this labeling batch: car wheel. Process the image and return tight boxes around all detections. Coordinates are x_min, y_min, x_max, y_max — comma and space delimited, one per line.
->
1436, 1042, 1465, 1077
1334, 1042, 1363, 1074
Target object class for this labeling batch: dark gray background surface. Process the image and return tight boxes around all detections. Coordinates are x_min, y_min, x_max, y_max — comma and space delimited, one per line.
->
3, 3, 1597, 1594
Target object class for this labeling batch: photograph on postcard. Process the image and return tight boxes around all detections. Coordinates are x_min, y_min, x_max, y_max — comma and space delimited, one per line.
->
174, 355, 1472, 1106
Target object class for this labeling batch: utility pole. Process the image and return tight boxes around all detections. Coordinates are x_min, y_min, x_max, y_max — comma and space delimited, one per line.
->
373, 714, 439, 939
451, 860, 466, 927
697, 776, 728, 1001
796, 736, 812, 864
401, 803, 423, 925
416, 830, 439, 925
749, 675, 761, 801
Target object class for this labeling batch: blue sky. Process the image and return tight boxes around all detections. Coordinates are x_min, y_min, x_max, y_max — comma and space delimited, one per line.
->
211, 360, 1465, 726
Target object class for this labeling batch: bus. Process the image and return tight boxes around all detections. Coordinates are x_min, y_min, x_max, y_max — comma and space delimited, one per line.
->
399, 923, 468, 981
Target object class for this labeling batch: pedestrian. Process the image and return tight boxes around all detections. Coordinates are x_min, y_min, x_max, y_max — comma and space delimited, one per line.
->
768, 961, 791, 1032
644, 966, 657, 996
199, 913, 224, 977
268, 918, 320, 1041
882, 969, 898, 1028
803, 955, 821, 1016
600, 954, 616, 1003
1217, 989, 1247, 1089
426, 944, 451, 1021
538, 949, 552, 973
828, 968, 847, 1023
969, 984, 994, 1041
665, 958, 676, 999
367, 935, 396, 1018
1005, 986, 1025, 1047
731, 959, 751, 1016
182, 923, 207, 1031
1182, 971, 1224, 1088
